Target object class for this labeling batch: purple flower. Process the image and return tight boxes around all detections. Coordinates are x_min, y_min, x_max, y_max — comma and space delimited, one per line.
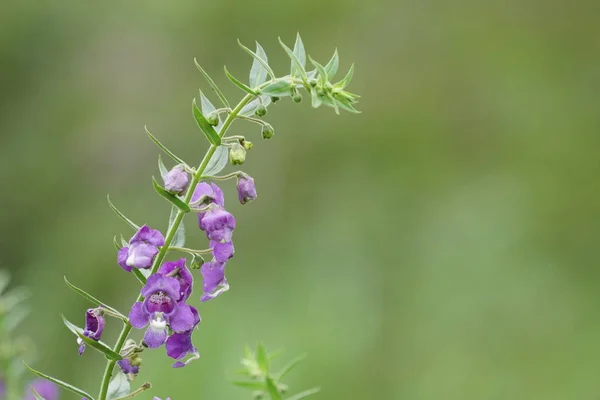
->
117, 359, 140, 376
78, 308, 105, 355
129, 274, 196, 348
237, 174, 257, 204
157, 258, 193, 301
24, 379, 59, 400
117, 225, 165, 271
165, 306, 201, 368
210, 240, 234, 262
200, 261, 229, 302
200, 206, 236, 242
163, 166, 189, 195
191, 182, 224, 226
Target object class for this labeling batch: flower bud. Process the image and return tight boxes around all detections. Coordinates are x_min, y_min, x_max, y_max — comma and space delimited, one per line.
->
242, 139, 253, 150
292, 92, 303, 103
261, 124, 274, 140
270, 96, 280, 103
163, 165, 190, 195
255, 104, 267, 117
207, 112, 219, 126
309, 79, 318, 87
229, 143, 246, 165
236, 174, 257, 204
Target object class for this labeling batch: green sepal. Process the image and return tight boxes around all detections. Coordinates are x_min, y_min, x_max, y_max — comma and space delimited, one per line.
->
256, 343, 269, 373
260, 80, 294, 97
278, 37, 308, 83
265, 377, 282, 400
238, 39, 276, 81
274, 354, 306, 380
107, 196, 140, 231
144, 126, 187, 165
61, 315, 123, 361
249, 42, 269, 88
151, 177, 191, 212
230, 380, 265, 390
131, 269, 147, 285
193, 58, 230, 108
334, 64, 354, 89
308, 56, 328, 86
324, 49, 339, 80
203, 145, 229, 177
286, 388, 321, 400
23, 362, 96, 400
224, 66, 258, 96
157, 154, 169, 178
192, 98, 221, 146
63, 277, 126, 320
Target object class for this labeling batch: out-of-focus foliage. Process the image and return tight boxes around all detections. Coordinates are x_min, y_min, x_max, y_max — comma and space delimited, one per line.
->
1, 0, 599, 399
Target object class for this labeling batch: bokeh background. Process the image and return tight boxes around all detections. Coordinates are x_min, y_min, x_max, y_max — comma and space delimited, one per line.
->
1, 0, 599, 399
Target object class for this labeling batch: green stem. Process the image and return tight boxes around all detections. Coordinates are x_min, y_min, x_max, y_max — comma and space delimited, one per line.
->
97, 93, 255, 400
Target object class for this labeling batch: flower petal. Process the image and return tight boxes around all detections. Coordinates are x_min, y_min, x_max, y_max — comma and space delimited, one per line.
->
129, 302, 149, 329
144, 325, 167, 348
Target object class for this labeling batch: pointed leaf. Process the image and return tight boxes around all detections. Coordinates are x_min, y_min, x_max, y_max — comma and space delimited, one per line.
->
113, 236, 121, 250
107, 371, 130, 400
321, 93, 340, 115
333, 95, 360, 114
249, 42, 269, 88
192, 99, 221, 146
144, 126, 186, 165
310, 88, 322, 108
230, 380, 266, 390
260, 80, 294, 97
224, 66, 258, 96
61, 315, 122, 361
131, 269, 147, 285
275, 354, 306, 380
334, 64, 354, 89
238, 39, 276, 81
278, 37, 307, 82
63, 277, 124, 318
308, 57, 328, 85
30, 387, 46, 400
292, 33, 306, 77
107, 196, 139, 231
152, 177, 191, 212
256, 343, 269, 372
324, 49, 339, 80
286, 388, 321, 400
194, 59, 230, 108
265, 377, 282, 400
157, 154, 169, 179
169, 206, 186, 247
23, 362, 96, 400
202, 145, 229, 176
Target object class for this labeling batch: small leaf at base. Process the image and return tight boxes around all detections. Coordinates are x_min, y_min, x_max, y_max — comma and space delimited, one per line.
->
23, 362, 95, 400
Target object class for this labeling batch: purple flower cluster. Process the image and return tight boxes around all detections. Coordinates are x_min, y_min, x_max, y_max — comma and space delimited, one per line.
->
113, 177, 256, 368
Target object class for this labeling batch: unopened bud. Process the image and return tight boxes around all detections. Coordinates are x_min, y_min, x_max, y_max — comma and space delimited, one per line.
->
270, 96, 280, 103
229, 143, 246, 165
163, 165, 190, 195
242, 140, 253, 150
207, 112, 219, 126
309, 79, 318, 87
255, 104, 267, 117
292, 92, 303, 103
261, 124, 274, 140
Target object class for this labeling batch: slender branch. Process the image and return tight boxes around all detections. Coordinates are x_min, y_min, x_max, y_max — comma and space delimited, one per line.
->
97, 92, 256, 400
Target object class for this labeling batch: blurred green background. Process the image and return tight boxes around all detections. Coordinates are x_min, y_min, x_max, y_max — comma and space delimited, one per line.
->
1, 0, 599, 399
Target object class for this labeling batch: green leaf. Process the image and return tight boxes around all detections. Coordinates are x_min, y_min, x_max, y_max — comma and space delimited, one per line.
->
224, 66, 258, 96
292, 33, 306, 77
230, 380, 265, 390
260, 80, 294, 97
238, 39, 276, 81
203, 145, 229, 176
249, 42, 269, 88
144, 126, 186, 165
265, 377, 282, 400
107, 371, 130, 400
308, 57, 328, 86
275, 354, 306, 380
23, 362, 96, 400
333, 94, 360, 114
278, 37, 307, 82
192, 98, 221, 146
256, 343, 269, 372
239, 95, 272, 117
157, 154, 169, 178
61, 315, 123, 361
321, 93, 340, 115
310, 88, 322, 108
107, 196, 139, 231
169, 206, 185, 247
30, 387, 45, 400
286, 388, 321, 400
193, 59, 230, 108
131, 269, 147, 285
199, 90, 224, 129
152, 177, 191, 212
334, 64, 354, 89
63, 277, 124, 318
324, 49, 339, 81
112, 236, 120, 250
